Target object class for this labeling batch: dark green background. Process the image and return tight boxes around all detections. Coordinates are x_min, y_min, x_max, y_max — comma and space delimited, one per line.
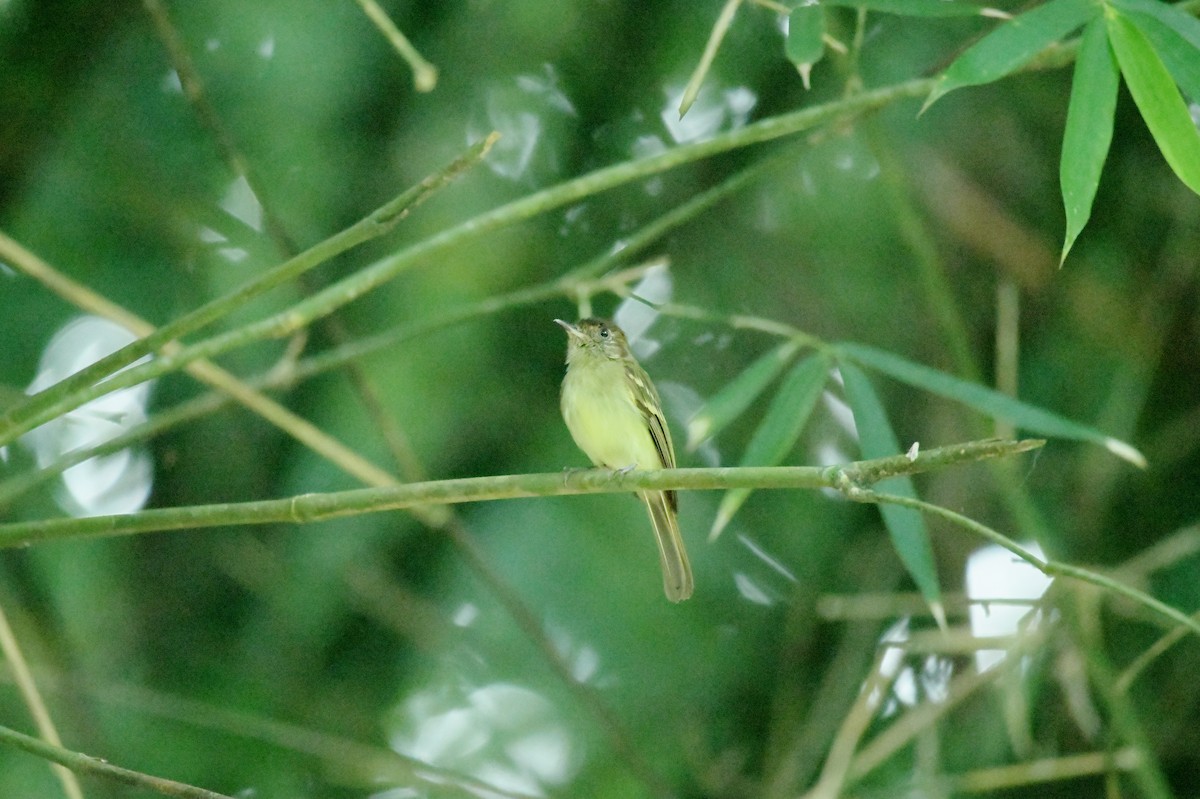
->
2, 0, 1198, 796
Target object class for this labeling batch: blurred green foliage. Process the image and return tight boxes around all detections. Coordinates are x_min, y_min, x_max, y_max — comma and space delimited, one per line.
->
1, 0, 1199, 797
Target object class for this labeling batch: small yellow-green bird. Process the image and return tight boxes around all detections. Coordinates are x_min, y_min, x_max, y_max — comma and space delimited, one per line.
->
555, 318, 694, 602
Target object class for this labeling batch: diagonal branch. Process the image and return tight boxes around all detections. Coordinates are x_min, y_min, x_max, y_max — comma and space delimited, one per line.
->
0, 722, 232, 799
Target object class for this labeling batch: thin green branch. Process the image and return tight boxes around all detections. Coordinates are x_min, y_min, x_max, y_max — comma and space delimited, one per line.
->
352, 0, 438, 91
679, 0, 745, 118
1116, 615, 1199, 693
0, 439, 1039, 548
0, 133, 498, 450
841, 487, 1200, 639
1112, 525, 1200, 690
560, 149, 793, 284
927, 749, 1140, 793
0, 722, 232, 799
631, 297, 818, 342
142, 0, 299, 256
298, 158, 793, 376
806, 649, 896, 799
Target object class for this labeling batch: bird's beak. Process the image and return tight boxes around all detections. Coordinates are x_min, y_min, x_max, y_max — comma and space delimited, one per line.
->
554, 319, 583, 340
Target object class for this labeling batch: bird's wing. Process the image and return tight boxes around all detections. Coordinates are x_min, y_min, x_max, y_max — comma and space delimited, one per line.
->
626, 361, 678, 512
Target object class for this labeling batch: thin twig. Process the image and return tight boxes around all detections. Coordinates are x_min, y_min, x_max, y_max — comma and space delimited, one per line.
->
804, 650, 896, 799
679, 0, 744, 118
926, 749, 1140, 793
141, 0, 299, 255
0, 606, 84, 799
352, 0, 438, 91
0, 722, 232, 799
837, 486, 1200, 640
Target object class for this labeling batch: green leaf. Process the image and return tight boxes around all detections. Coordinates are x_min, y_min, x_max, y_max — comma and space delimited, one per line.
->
786, 5, 826, 89
838, 342, 1147, 466
819, 0, 1001, 16
1108, 10, 1200, 196
686, 339, 803, 450
840, 361, 944, 625
710, 352, 830, 540
1060, 18, 1118, 263
923, 0, 1099, 110
1126, 11, 1200, 101
1111, 0, 1200, 52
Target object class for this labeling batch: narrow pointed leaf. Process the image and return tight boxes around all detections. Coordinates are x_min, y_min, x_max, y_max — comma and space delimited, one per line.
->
923, 0, 1099, 110
686, 339, 802, 450
1125, 11, 1200, 100
1108, 11, 1200, 195
819, 0, 1002, 16
710, 352, 830, 540
838, 342, 1147, 466
786, 5, 825, 88
1060, 18, 1119, 263
1112, 0, 1200, 94
840, 361, 943, 620
1111, 0, 1200, 51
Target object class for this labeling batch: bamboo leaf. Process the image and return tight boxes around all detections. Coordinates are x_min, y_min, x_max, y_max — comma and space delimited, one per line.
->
820, 0, 1002, 16
786, 5, 826, 89
1108, 10, 1200, 195
1111, 0, 1200, 51
710, 353, 831, 540
686, 339, 803, 450
840, 361, 945, 625
1125, 11, 1200, 101
838, 342, 1147, 466
923, 0, 1099, 110
1060, 18, 1119, 263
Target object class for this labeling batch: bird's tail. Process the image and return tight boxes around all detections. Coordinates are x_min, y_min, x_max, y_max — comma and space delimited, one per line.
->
641, 491, 694, 602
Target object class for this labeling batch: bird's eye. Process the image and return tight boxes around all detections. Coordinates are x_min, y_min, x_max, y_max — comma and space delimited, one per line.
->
599, 328, 609, 338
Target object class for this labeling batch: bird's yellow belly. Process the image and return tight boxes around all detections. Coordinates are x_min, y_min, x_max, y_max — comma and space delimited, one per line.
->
561, 360, 659, 470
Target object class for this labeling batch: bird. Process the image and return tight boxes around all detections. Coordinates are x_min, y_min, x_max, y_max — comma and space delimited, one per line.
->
555, 317, 693, 602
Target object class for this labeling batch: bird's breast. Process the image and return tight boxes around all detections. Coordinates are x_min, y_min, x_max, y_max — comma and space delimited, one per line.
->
561, 358, 660, 470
